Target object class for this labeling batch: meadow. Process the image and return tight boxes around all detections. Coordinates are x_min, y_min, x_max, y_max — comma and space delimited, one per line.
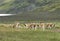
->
0, 21, 60, 41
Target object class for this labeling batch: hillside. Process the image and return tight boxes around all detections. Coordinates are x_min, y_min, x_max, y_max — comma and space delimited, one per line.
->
0, 0, 60, 21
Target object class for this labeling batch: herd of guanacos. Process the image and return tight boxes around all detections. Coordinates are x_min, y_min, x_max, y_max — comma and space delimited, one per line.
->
12, 22, 55, 31
0, 22, 56, 31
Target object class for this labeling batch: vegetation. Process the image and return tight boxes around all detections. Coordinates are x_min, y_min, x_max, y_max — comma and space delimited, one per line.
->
0, 0, 60, 21
0, 0, 60, 13
0, 24, 60, 41
0, 21, 60, 41
0, 0, 60, 41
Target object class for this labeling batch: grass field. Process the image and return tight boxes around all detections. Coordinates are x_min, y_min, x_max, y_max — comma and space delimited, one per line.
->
0, 22, 60, 41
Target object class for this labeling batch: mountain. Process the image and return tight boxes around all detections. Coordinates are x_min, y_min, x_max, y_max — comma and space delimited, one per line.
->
0, 0, 60, 21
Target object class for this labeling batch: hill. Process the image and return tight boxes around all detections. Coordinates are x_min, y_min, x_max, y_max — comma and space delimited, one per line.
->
0, 0, 60, 21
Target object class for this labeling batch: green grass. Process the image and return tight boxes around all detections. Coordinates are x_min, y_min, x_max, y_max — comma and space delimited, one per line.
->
0, 21, 60, 41
0, 26, 60, 41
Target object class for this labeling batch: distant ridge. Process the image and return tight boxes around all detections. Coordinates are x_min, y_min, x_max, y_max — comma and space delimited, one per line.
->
0, 0, 60, 21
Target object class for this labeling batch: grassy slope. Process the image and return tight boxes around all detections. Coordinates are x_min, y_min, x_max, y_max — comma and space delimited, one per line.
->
0, 0, 60, 13
0, 21, 60, 41
0, 0, 60, 21
0, 27, 60, 41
